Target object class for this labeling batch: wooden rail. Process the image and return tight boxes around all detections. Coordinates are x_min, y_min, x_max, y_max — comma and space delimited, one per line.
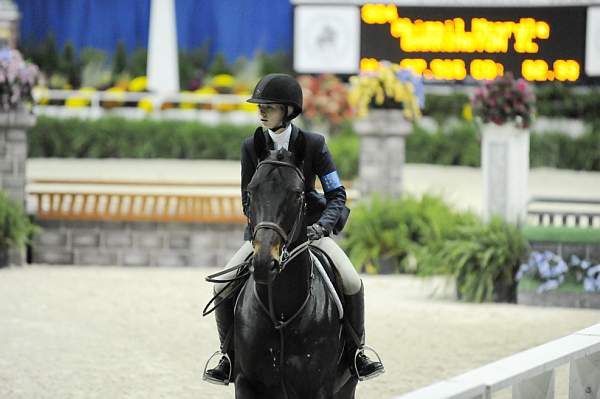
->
29, 191, 246, 223
393, 323, 600, 399
527, 197, 600, 228
29, 178, 354, 190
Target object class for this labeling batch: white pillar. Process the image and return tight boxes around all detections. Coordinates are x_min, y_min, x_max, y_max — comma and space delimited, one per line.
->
147, 0, 179, 94
481, 123, 530, 225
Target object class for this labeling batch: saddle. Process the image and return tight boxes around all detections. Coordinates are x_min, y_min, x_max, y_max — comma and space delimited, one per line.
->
308, 245, 345, 319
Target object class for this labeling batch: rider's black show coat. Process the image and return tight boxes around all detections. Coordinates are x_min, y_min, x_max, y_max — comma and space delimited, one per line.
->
241, 124, 347, 241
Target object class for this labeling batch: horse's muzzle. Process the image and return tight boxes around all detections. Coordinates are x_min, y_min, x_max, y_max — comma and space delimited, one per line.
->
252, 259, 278, 285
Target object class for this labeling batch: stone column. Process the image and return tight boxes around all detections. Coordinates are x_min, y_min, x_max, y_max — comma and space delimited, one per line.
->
481, 123, 530, 225
0, 111, 36, 265
354, 109, 411, 198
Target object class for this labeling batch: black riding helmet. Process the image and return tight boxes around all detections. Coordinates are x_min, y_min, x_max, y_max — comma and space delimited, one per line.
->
247, 74, 303, 122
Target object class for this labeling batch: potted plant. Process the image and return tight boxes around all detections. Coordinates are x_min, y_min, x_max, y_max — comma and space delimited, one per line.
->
471, 73, 536, 224
438, 217, 529, 303
0, 48, 40, 112
348, 61, 424, 120
347, 61, 425, 197
0, 191, 37, 267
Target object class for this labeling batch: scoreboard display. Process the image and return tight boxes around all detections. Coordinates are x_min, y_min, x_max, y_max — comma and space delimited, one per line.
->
361, 4, 588, 83
293, 3, 600, 84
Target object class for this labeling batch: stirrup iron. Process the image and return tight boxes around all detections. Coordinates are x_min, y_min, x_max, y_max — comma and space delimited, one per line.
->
353, 345, 385, 381
202, 351, 232, 386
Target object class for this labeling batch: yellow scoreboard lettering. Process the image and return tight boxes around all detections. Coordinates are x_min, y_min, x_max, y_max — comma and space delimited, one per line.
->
359, 4, 586, 82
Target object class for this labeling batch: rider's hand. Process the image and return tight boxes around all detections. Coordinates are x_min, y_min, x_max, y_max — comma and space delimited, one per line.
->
307, 223, 326, 241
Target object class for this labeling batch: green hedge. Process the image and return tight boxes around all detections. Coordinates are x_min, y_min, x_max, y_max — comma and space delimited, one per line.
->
29, 116, 253, 159
522, 226, 600, 244
28, 116, 600, 181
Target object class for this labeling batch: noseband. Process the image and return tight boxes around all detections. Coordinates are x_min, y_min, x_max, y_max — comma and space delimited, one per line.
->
250, 159, 306, 272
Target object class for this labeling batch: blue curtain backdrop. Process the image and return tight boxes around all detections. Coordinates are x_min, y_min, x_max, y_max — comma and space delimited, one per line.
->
15, 0, 292, 61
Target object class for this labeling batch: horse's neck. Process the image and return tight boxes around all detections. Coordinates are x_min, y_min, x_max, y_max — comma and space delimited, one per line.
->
256, 251, 311, 321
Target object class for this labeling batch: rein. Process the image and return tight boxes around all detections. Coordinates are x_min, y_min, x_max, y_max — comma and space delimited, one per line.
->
252, 245, 314, 399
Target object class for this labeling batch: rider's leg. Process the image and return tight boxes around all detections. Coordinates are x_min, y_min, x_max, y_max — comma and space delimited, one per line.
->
204, 241, 253, 385
311, 237, 385, 380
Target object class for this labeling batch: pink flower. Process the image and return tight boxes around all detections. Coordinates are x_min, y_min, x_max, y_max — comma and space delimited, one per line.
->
516, 79, 528, 93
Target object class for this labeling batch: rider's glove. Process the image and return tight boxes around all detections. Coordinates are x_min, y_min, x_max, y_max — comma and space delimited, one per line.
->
307, 223, 327, 241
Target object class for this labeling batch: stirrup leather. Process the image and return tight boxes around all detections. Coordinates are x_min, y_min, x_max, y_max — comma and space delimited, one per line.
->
202, 351, 232, 386
353, 345, 385, 381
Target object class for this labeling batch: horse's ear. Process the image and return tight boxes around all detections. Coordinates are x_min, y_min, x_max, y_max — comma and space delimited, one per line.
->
253, 127, 268, 160
293, 131, 306, 166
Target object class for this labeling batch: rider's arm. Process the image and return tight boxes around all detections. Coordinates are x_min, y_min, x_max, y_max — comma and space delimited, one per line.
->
241, 139, 255, 217
315, 137, 347, 235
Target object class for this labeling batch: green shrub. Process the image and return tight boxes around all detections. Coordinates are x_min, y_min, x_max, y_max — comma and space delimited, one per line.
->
530, 125, 600, 170
522, 226, 600, 244
328, 122, 360, 181
407, 121, 480, 166
342, 194, 478, 274
423, 92, 469, 122
438, 217, 528, 303
28, 116, 600, 174
28, 116, 255, 159
0, 192, 37, 258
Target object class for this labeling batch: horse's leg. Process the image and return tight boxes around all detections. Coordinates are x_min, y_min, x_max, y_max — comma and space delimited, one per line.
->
332, 377, 358, 399
234, 375, 258, 399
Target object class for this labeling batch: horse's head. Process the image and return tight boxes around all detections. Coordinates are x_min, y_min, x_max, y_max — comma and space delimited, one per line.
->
247, 130, 306, 285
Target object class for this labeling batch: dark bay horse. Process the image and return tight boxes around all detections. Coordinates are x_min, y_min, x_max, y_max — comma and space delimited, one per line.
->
233, 147, 357, 399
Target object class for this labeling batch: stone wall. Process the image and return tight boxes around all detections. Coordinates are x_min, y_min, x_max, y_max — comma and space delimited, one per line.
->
0, 112, 35, 207
1, 112, 36, 266
32, 219, 246, 267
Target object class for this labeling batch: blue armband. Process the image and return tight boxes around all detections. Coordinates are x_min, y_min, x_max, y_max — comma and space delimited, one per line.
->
320, 170, 342, 192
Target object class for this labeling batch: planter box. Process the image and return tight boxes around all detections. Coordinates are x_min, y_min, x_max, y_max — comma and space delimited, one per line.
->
518, 289, 600, 309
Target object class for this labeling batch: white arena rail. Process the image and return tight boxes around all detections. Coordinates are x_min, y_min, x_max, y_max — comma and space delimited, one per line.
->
393, 323, 600, 399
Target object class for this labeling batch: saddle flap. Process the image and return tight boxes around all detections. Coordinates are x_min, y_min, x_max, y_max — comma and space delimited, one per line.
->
309, 246, 345, 319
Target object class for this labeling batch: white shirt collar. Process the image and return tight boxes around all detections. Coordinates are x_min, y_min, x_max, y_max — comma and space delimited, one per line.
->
268, 124, 292, 151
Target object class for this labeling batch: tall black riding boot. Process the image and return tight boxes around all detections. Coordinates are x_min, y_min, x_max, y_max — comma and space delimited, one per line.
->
203, 295, 235, 385
344, 281, 385, 381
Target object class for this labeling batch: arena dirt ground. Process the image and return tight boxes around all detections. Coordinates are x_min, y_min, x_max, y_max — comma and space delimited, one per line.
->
1, 265, 599, 399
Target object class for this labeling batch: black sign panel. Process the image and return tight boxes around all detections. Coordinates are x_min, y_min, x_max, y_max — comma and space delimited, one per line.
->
360, 4, 593, 83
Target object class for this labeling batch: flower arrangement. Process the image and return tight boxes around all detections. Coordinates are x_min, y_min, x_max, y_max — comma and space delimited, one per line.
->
0, 48, 40, 111
516, 251, 600, 293
348, 61, 424, 120
471, 72, 536, 128
298, 74, 353, 132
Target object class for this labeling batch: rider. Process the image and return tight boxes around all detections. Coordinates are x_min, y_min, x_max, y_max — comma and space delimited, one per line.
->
204, 73, 385, 384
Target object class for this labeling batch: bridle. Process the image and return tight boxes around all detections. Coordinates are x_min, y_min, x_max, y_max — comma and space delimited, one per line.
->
250, 158, 307, 273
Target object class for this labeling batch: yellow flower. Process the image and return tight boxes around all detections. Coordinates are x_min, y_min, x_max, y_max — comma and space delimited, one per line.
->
65, 87, 96, 108
348, 63, 422, 120
179, 90, 197, 109
462, 103, 473, 121
129, 76, 147, 92
211, 74, 235, 88
138, 97, 154, 112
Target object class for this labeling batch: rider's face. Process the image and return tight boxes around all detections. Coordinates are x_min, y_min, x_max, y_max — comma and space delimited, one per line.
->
258, 104, 285, 130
